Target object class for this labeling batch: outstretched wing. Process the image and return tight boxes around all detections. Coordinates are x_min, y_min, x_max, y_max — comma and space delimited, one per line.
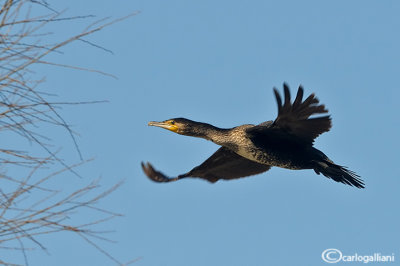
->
272, 83, 332, 144
142, 147, 271, 183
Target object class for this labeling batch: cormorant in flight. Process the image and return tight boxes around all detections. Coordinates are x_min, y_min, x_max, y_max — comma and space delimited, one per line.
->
142, 84, 364, 188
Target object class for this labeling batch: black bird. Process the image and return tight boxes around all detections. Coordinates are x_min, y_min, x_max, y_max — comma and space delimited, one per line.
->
142, 84, 364, 188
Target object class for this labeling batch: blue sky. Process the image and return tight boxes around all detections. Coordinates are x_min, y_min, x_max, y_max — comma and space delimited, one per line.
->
4, 0, 400, 265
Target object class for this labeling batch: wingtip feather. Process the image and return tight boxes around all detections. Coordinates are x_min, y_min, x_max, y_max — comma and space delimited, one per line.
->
273, 87, 282, 112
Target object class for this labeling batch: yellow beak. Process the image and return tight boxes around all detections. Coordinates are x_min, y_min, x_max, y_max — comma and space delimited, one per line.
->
148, 121, 179, 133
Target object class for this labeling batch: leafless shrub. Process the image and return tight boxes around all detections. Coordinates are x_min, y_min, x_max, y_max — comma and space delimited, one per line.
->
0, 0, 136, 264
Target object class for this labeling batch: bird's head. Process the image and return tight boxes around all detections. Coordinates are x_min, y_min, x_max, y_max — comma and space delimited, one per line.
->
148, 118, 211, 137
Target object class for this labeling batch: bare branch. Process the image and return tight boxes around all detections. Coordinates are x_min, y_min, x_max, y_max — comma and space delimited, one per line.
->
0, 0, 138, 264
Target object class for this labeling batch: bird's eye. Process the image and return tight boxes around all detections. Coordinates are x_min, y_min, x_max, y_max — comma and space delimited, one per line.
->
170, 121, 175, 125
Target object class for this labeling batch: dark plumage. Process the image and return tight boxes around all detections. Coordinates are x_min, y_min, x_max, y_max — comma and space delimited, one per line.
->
142, 84, 364, 188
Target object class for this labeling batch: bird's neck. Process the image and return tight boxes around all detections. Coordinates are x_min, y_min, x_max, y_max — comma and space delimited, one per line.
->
207, 128, 231, 144
193, 123, 235, 146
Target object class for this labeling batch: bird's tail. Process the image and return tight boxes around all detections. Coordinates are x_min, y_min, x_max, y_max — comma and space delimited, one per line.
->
313, 160, 364, 188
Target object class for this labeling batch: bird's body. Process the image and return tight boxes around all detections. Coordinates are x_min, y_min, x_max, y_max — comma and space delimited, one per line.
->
184, 122, 306, 169
142, 84, 364, 188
